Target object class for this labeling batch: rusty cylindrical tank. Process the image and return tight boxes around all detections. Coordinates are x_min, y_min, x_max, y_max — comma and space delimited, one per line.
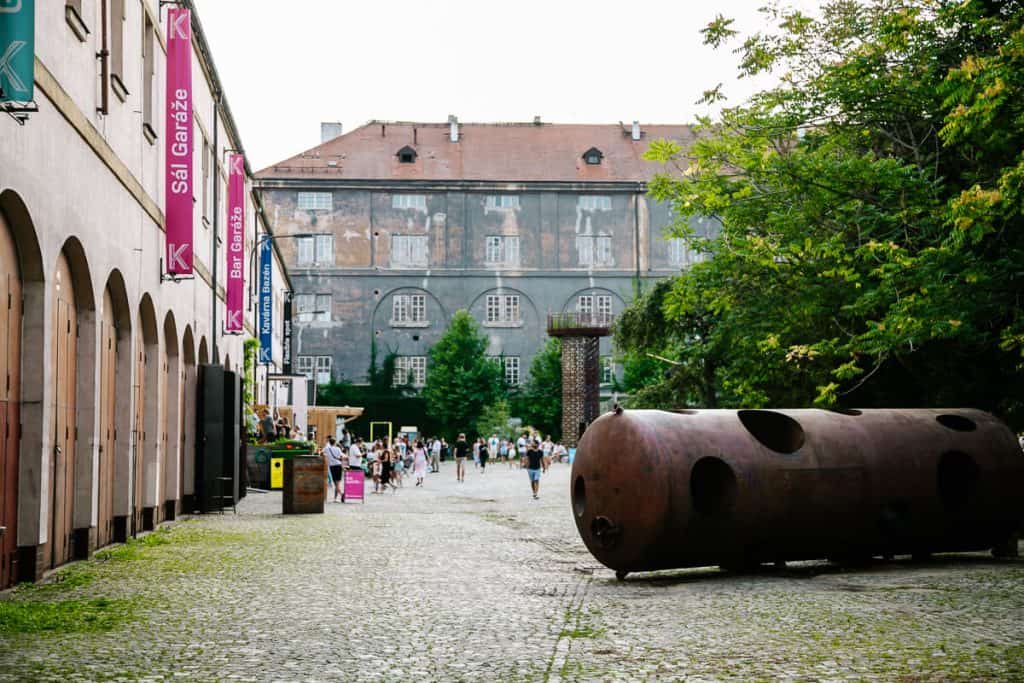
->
570, 409, 1024, 577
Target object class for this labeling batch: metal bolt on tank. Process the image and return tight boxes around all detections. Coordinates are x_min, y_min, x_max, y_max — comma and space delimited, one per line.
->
570, 408, 1024, 579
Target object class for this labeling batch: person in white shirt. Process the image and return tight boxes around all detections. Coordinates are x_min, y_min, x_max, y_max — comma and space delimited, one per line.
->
541, 436, 554, 473
488, 434, 499, 461
348, 439, 364, 469
430, 438, 442, 473
324, 437, 345, 502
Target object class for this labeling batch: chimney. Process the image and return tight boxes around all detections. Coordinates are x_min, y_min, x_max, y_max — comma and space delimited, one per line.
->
448, 115, 459, 142
533, 116, 542, 126
631, 120, 641, 141
321, 122, 343, 143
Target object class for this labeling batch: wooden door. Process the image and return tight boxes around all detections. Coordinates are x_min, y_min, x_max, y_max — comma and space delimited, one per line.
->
97, 290, 117, 548
157, 346, 168, 524
132, 326, 145, 535
0, 215, 21, 588
51, 254, 77, 569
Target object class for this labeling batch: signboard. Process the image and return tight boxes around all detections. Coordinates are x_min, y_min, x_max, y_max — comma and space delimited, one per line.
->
225, 154, 245, 332
343, 469, 364, 503
258, 238, 273, 363
0, 0, 33, 103
165, 8, 193, 276
282, 292, 293, 374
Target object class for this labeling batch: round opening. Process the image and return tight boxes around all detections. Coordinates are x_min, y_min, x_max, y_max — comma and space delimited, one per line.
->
738, 410, 805, 454
690, 456, 737, 516
573, 476, 586, 517
937, 450, 979, 511
373, 231, 380, 237
936, 414, 977, 432
373, 289, 381, 296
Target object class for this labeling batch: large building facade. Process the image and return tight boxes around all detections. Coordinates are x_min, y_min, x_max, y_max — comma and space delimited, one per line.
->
257, 120, 713, 392
0, 1, 290, 586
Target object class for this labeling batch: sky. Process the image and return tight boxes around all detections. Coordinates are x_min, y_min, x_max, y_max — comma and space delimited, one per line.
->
191, 0, 803, 171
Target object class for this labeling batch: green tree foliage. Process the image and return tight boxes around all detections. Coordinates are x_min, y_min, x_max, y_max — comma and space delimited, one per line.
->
621, 1, 1024, 426
518, 338, 563, 440
476, 400, 512, 440
422, 310, 505, 437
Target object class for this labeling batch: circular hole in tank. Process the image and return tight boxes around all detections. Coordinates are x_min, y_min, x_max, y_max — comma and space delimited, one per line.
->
737, 410, 805, 454
936, 414, 977, 432
690, 456, 737, 516
573, 476, 586, 518
937, 450, 979, 511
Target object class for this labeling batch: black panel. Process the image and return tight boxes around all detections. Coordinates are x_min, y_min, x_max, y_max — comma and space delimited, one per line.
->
196, 364, 225, 513
223, 371, 241, 506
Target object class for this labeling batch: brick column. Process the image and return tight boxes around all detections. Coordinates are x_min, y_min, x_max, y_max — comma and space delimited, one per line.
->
561, 336, 601, 448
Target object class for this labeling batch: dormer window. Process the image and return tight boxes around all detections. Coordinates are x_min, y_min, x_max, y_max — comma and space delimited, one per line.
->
583, 147, 604, 165
397, 146, 417, 164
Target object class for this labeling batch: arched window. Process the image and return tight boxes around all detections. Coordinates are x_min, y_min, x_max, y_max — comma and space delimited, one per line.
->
582, 147, 604, 165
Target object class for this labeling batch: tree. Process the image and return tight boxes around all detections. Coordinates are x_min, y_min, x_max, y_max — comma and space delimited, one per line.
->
476, 400, 512, 440
517, 337, 563, 440
621, 0, 1024, 426
422, 310, 505, 437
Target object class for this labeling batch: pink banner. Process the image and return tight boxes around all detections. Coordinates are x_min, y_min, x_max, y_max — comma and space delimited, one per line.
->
225, 154, 245, 332
344, 470, 365, 502
165, 8, 193, 276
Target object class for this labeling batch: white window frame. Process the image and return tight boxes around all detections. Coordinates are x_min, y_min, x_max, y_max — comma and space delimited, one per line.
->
485, 236, 503, 264
668, 237, 687, 266
485, 195, 520, 210
577, 295, 593, 315
315, 235, 334, 264
297, 356, 315, 381
578, 195, 612, 211
485, 294, 521, 325
394, 356, 427, 387
316, 356, 332, 385
392, 194, 428, 211
601, 356, 615, 385
392, 294, 427, 325
297, 237, 315, 266
315, 294, 331, 322
504, 356, 520, 386
596, 295, 612, 322
576, 235, 613, 266
391, 235, 428, 268
297, 192, 333, 211
485, 235, 521, 266
296, 294, 330, 322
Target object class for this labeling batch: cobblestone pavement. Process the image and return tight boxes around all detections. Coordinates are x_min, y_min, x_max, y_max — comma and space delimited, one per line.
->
2, 461, 1023, 682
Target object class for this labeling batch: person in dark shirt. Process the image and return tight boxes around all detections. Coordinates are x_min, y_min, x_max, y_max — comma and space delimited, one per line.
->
453, 434, 470, 482
478, 438, 490, 474
259, 409, 276, 444
525, 439, 544, 499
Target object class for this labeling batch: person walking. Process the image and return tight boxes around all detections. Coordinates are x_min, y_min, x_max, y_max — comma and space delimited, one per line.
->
380, 449, 395, 492
472, 438, 480, 470
454, 433, 469, 482
478, 438, 490, 474
541, 435, 554, 473
488, 433, 499, 462
525, 439, 545, 500
324, 436, 344, 502
431, 438, 442, 473
412, 440, 428, 486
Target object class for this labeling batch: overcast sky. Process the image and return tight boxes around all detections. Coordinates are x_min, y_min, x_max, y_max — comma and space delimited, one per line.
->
191, 0, 805, 171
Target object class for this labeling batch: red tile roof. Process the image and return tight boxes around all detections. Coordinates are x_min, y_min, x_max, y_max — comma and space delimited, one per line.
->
256, 121, 695, 183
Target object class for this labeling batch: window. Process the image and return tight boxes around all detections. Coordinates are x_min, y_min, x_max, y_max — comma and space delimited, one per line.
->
504, 357, 521, 386
601, 357, 615, 385
392, 194, 428, 211
486, 294, 520, 324
295, 294, 331, 322
201, 137, 211, 221
578, 294, 612, 322
297, 192, 333, 210
485, 236, 520, 266
668, 238, 687, 266
392, 294, 426, 324
298, 356, 332, 384
316, 357, 332, 385
110, 0, 128, 98
396, 146, 417, 164
578, 195, 612, 211
142, 15, 156, 140
576, 235, 614, 266
582, 147, 604, 165
596, 295, 613, 321
391, 235, 428, 267
577, 295, 593, 315
394, 356, 427, 387
297, 235, 334, 266
485, 195, 520, 210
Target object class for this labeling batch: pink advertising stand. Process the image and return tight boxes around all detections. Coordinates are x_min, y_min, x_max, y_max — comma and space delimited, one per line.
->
343, 470, 365, 503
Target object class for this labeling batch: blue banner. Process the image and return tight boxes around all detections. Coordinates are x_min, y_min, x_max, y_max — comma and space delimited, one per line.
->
258, 239, 273, 364
0, 0, 35, 103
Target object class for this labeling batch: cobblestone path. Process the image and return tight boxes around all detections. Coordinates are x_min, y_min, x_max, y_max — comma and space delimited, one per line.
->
2, 462, 1023, 681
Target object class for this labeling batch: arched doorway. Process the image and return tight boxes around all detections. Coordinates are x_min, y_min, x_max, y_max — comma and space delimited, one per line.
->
134, 295, 159, 534
198, 337, 209, 366
181, 326, 196, 512
161, 313, 180, 521
0, 205, 22, 587
50, 249, 79, 567
99, 271, 132, 547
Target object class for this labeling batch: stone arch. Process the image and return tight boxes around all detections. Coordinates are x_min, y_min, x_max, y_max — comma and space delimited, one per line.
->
161, 312, 180, 520
51, 237, 98, 568
223, 354, 232, 373
135, 293, 159, 533
0, 189, 45, 586
198, 336, 209, 365
99, 269, 133, 547
181, 326, 197, 510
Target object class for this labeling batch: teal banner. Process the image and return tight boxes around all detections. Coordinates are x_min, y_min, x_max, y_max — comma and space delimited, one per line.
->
0, 0, 34, 103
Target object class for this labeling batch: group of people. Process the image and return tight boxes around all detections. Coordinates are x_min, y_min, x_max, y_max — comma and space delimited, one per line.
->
256, 407, 306, 443
318, 429, 568, 501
